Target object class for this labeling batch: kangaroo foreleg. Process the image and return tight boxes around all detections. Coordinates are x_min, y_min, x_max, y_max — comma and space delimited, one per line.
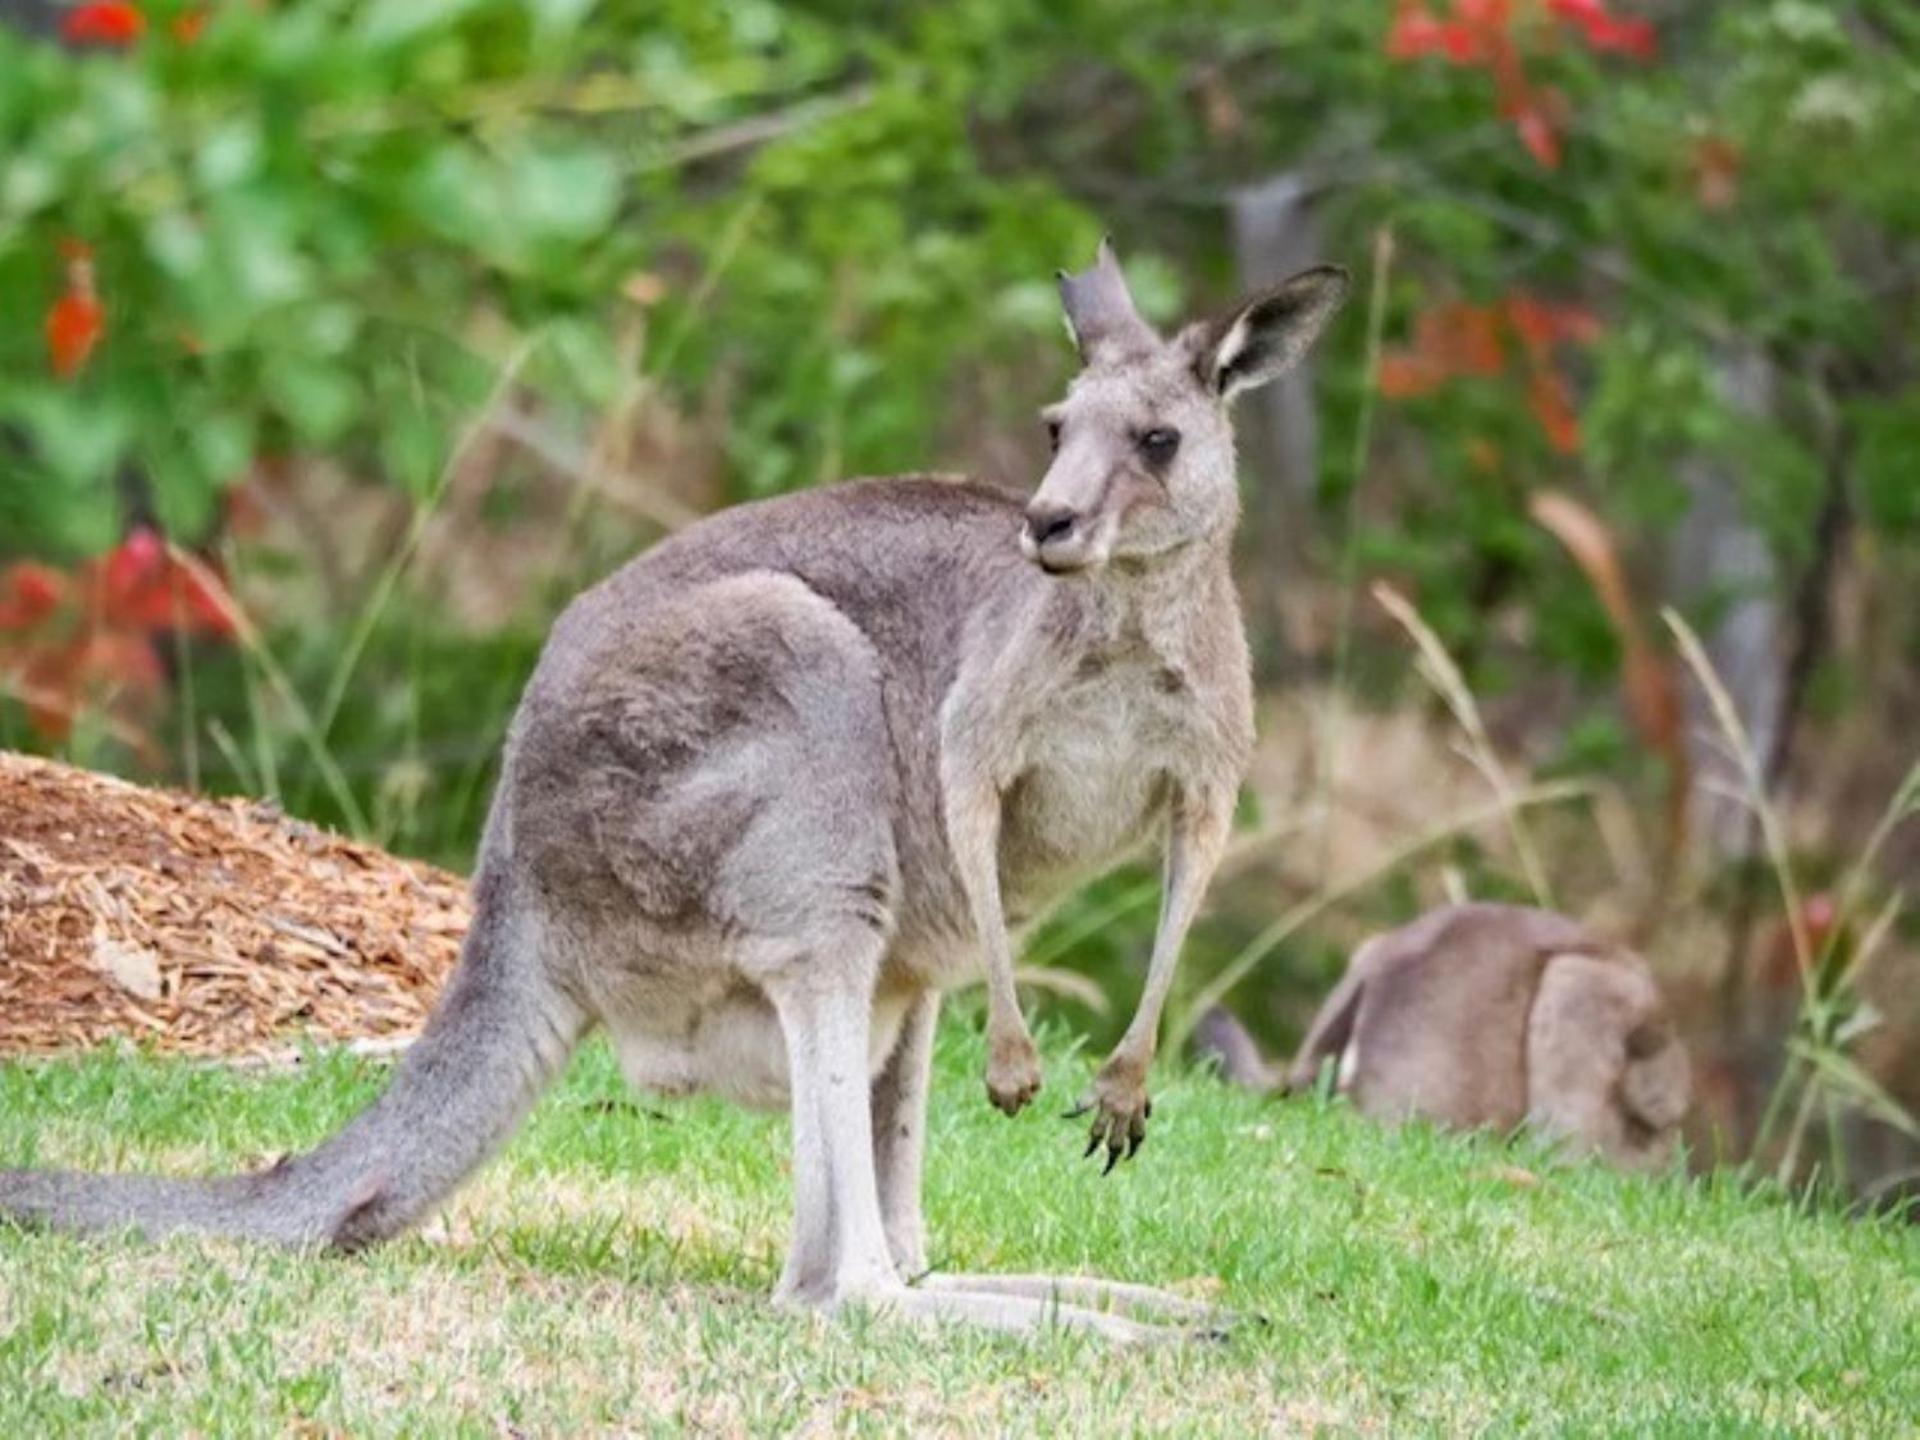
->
945, 782, 1043, 1117
1074, 787, 1233, 1169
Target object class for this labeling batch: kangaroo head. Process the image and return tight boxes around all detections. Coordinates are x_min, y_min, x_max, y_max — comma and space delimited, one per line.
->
1022, 239, 1350, 575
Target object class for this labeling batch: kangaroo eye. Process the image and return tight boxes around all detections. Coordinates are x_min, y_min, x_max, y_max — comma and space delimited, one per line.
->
1045, 419, 1063, 454
1137, 427, 1180, 466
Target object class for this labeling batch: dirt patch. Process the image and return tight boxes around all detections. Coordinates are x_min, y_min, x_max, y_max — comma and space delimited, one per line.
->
0, 752, 466, 1058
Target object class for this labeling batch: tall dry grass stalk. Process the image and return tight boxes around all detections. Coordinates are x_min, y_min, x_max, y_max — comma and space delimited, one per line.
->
1529, 491, 1689, 898
1371, 580, 1554, 907
1665, 611, 1811, 991
313, 340, 537, 749
1168, 778, 1592, 1055
1666, 608, 1920, 1184
1166, 580, 1586, 1056
163, 544, 368, 836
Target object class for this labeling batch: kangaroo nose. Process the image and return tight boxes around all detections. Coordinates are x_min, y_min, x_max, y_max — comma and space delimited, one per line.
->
1024, 503, 1079, 548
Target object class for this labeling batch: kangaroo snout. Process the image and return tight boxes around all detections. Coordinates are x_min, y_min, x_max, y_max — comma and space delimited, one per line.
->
1024, 502, 1079, 546
1021, 501, 1098, 573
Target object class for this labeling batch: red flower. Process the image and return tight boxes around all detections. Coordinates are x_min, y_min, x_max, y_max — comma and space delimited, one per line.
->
61, 1, 147, 45
1427, 303, 1508, 376
95, 527, 239, 637
1545, 0, 1606, 24
1378, 352, 1442, 399
1586, 16, 1656, 58
1, 534, 240, 750
1387, 0, 1653, 167
1379, 303, 1508, 397
18, 633, 166, 744
1547, 0, 1656, 58
1388, 0, 1503, 64
0, 564, 67, 631
1387, 10, 1448, 60
46, 247, 105, 381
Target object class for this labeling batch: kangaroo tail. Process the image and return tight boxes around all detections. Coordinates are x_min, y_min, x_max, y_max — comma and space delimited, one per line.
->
1284, 941, 1378, 1095
0, 865, 586, 1251
1192, 1006, 1280, 1093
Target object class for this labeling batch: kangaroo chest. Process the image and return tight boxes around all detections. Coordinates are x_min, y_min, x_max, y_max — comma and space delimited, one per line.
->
997, 656, 1205, 913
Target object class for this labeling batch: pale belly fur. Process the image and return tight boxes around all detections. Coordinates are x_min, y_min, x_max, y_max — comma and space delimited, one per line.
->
607, 985, 916, 1112
999, 663, 1183, 919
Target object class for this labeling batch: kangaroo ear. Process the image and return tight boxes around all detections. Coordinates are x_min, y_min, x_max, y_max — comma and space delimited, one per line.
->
1197, 265, 1350, 402
1059, 237, 1159, 362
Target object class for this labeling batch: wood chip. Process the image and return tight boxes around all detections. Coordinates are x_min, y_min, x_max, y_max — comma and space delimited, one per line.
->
91, 933, 163, 1001
0, 752, 468, 1059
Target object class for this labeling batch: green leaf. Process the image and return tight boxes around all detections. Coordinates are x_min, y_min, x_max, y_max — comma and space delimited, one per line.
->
261, 352, 362, 445
147, 441, 218, 540
191, 410, 257, 486
356, 0, 482, 49
511, 147, 620, 244
378, 405, 444, 500
3, 389, 128, 488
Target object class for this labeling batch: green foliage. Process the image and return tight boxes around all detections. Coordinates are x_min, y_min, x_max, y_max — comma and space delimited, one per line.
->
6, 1, 1914, 613
0, 1, 1107, 552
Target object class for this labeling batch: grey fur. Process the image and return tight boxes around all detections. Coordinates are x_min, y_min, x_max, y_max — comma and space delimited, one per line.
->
1, 242, 1349, 1341
1286, 903, 1691, 1169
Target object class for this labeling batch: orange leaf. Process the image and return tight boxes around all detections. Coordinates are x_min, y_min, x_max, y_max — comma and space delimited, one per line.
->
1511, 105, 1561, 169
19, 632, 165, 744
1527, 367, 1581, 453
1378, 351, 1441, 398
1691, 135, 1740, 212
47, 292, 104, 380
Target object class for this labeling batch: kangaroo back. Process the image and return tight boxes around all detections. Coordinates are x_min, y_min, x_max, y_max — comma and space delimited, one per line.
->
0, 859, 584, 1249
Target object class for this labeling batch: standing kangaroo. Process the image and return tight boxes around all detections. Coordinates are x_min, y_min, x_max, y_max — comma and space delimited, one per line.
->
0, 241, 1349, 1341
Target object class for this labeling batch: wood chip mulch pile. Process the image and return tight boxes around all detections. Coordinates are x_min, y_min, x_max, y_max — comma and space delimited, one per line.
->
0, 752, 469, 1059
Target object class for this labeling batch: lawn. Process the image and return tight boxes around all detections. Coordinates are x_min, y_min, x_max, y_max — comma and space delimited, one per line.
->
1, 1024, 1914, 1436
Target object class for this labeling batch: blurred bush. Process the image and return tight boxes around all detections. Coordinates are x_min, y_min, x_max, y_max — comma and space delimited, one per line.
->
4, 2, 1913, 670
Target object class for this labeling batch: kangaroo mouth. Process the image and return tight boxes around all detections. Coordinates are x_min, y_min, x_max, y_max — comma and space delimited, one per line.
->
1036, 550, 1097, 575
1020, 532, 1105, 575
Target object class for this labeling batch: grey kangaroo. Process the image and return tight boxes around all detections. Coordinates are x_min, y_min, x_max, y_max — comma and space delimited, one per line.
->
0, 241, 1349, 1342
1286, 904, 1690, 1169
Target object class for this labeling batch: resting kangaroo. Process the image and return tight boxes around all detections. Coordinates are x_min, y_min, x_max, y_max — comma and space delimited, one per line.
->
1286, 904, 1690, 1168
0, 241, 1349, 1341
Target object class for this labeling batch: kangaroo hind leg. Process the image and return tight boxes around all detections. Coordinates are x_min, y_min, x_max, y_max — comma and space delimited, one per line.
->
763, 950, 1180, 1344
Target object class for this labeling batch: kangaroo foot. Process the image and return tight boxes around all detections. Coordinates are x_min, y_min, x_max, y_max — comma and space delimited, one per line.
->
915, 1272, 1242, 1338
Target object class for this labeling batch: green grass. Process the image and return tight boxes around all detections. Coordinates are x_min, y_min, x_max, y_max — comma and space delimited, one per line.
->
2, 1026, 1914, 1436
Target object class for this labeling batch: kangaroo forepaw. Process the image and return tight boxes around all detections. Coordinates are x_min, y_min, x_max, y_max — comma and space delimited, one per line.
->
1069, 1064, 1151, 1172
985, 1031, 1043, 1116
